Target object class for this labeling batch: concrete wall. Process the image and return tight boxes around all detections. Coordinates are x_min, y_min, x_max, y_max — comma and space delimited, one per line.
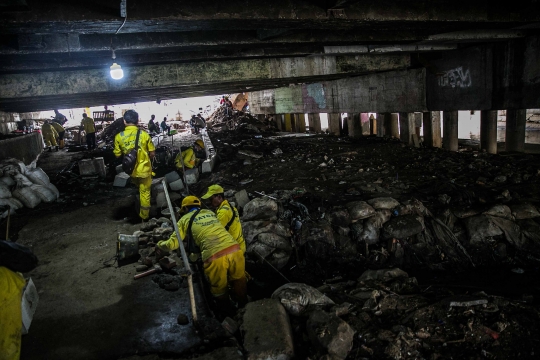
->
0, 132, 43, 164
426, 46, 493, 111
250, 68, 426, 114
0, 111, 20, 135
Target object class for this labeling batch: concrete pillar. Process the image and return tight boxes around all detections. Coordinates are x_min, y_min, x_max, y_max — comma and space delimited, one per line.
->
276, 114, 283, 131
284, 114, 292, 132
505, 109, 526, 152
480, 110, 498, 154
398, 112, 415, 145
369, 114, 377, 135
376, 113, 385, 137
308, 113, 322, 133
443, 111, 459, 151
360, 113, 370, 135
414, 113, 422, 138
385, 113, 399, 138
347, 113, 362, 138
328, 113, 341, 135
423, 112, 442, 148
296, 113, 306, 133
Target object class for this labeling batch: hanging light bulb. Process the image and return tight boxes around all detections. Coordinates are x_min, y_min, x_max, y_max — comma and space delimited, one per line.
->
109, 49, 124, 80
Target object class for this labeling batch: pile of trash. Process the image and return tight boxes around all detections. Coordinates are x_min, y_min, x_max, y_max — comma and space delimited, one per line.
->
248, 267, 538, 359
206, 105, 272, 134
0, 158, 59, 218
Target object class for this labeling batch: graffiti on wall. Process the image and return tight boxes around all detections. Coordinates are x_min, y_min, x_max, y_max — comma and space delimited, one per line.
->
437, 67, 472, 88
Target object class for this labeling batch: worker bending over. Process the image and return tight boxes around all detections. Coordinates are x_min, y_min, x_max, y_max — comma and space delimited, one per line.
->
113, 110, 155, 220
41, 120, 59, 151
80, 113, 96, 150
175, 139, 206, 170
51, 120, 65, 149
157, 196, 248, 308
202, 184, 245, 253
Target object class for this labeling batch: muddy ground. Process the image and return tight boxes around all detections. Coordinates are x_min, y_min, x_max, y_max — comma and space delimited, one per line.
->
5, 129, 540, 359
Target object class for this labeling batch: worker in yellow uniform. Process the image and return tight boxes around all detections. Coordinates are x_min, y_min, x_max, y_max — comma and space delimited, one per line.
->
113, 110, 156, 220
41, 120, 59, 151
51, 120, 65, 149
175, 139, 206, 170
0, 266, 26, 360
157, 196, 248, 308
201, 184, 245, 253
80, 113, 96, 150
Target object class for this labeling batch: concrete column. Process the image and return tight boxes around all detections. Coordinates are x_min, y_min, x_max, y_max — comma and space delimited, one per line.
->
369, 114, 377, 135
398, 112, 415, 145
376, 113, 385, 137
328, 113, 341, 135
480, 110, 498, 154
505, 109, 526, 152
360, 113, 370, 135
385, 113, 399, 138
423, 112, 442, 148
414, 113, 422, 138
284, 114, 292, 132
443, 111, 459, 151
276, 114, 283, 131
308, 113, 322, 133
347, 113, 362, 138
296, 113, 306, 133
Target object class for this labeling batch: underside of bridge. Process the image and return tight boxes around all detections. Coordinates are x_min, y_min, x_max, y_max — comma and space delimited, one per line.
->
3, 2, 540, 360
0, 0, 539, 112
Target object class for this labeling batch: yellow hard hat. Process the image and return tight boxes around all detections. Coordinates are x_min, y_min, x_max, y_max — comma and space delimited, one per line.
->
195, 139, 204, 148
181, 196, 201, 208
201, 184, 224, 199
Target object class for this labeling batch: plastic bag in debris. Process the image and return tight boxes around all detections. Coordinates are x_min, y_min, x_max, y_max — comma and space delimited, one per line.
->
247, 232, 292, 270
30, 184, 57, 203
242, 197, 279, 221
393, 198, 429, 216
0, 158, 26, 175
0, 175, 15, 188
367, 197, 400, 210
0, 198, 23, 213
483, 204, 513, 220
358, 210, 392, 244
346, 201, 376, 222
271, 283, 335, 316
12, 173, 33, 188
272, 148, 283, 155
463, 215, 503, 245
509, 203, 540, 220
0, 183, 10, 199
25, 167, 51, 187
358, 268, 409, 282
381, 215, 423, 240
12, 187, 41, 209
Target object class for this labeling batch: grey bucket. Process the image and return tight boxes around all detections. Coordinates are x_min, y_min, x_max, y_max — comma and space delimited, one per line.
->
117, 234, 139, 264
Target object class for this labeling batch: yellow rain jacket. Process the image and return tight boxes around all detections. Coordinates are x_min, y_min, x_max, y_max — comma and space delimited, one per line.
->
41, 123, 58, 147
157, 208, 237, 262
217, 200, 245, 252
80, 117, 96, 134
175, 147, 197, 169
51, 122, 64, 133
0, 267, 25, 360
113, 126, 156, 178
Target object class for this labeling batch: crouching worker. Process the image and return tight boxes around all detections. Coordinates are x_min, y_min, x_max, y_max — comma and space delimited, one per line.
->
174, 139, 206, 171
201, 184, 245, 253
156, 196, 248, 309
113, 110, 155, 220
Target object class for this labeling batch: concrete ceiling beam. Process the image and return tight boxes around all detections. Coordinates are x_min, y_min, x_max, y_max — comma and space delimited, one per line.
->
0, 53, 409, 111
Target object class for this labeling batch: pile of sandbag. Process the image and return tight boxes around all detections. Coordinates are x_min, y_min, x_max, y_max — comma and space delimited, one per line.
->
0, 158, 59, 218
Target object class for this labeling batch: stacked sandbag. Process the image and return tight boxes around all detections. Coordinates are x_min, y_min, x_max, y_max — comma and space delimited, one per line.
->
242, 197, 293, 269
0, 158, 59, 215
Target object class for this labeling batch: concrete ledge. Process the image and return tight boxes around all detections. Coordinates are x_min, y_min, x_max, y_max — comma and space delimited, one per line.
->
0, 132, 43, 164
